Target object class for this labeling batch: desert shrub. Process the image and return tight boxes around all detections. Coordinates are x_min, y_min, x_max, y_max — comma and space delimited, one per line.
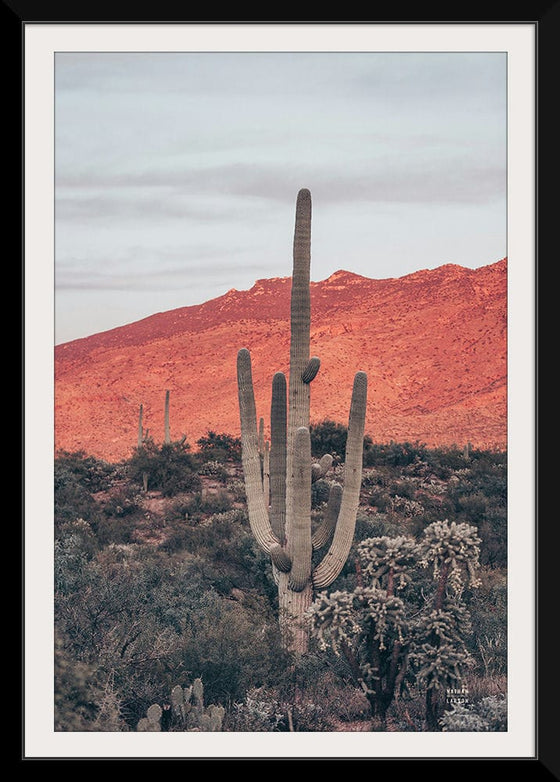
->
226, 677, 336, 733
196, 431, 242, 463
198, 460, 230, 482
227, 479, 246, 502
200, 489, 233, 514
309, 419, 349, 460
466, 567, 507, 676
363, 441, 428, 467
55, 450, 119, 493
353, 513, 404, 542
96, 515, 138, 546
478, 507, 507, 567
311, 478, 332, 507
424, 446, 472, 476
54, 519, 98, 594
175, 489, 233, 522
54, 458, 104, 531
127, 439, 201, 496
388, 494, 425, 519
55, 548, 183, 727
54, 631, 125, 731
226, 687, 288, 731
440, 694, 507, 731
160, 511, 272, 594
178, 589, 287, 706
101, 483, 143, 517
234, 663, 366, 733
367, 490, 392, 512
446, 458, 507, 567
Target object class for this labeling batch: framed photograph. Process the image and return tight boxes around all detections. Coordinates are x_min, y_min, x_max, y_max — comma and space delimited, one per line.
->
20, 16, 542, 764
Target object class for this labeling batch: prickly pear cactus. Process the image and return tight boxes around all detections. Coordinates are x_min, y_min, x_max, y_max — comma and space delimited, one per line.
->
136, 678, 224, 732
137, 703, 163, 732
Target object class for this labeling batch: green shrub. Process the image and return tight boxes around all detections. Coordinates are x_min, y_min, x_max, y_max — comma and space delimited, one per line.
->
54, 631, 125, 731
101, 484, 142, 517
54, 461, 104, 531
178, 590, 287, 705
311, 478, 332, 508
440, 694, 507, 731
196, 431, 242, 463
127, 439, 201, 496
96, 515, 138, 546
55, 450, 119, 492
54, 520, 98, 593
310, 419, 347, 460
363, 441, 428, 467
198, 460, 230, 482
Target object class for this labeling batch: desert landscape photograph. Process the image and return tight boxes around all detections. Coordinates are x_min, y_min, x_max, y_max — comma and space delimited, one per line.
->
23, 23, 537, 760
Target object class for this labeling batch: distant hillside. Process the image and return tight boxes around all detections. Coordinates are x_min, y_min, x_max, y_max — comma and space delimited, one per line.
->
54, 258, 507, 462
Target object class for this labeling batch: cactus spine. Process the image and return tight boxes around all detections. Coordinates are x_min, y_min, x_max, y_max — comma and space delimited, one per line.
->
237, 188, 367, 653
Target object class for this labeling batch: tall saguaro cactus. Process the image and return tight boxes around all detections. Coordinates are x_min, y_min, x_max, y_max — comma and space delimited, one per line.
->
237, 188, 368, 653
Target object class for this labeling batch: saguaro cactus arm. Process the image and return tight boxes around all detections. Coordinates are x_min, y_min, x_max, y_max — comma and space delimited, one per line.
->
269, 371, 287, 544
312, 481, 343, 550
313, 371, 368, 589
302, 356, 321, 384
288, 426, 313, 591
237, 347, 282, 555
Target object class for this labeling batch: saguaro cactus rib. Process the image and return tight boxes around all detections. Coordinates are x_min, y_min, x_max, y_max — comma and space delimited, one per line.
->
313, 371, 368, 589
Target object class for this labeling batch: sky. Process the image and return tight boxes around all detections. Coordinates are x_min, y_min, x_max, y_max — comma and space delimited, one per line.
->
54, 51, 507, 345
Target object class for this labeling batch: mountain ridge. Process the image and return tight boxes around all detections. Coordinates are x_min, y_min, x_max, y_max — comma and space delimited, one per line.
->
55, 258, 507, 462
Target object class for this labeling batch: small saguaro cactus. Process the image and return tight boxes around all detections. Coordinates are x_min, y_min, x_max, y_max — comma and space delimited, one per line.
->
237, 188, 368, 653
136, 403, 150, 491
164, 389, 171, 444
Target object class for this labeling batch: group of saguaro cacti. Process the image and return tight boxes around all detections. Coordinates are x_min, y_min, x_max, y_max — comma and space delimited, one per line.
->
237, 188, 368, 654
137, 678, 225, 732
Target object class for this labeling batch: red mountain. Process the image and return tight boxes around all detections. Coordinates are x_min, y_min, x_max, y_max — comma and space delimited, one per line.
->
54, 258, 507, 463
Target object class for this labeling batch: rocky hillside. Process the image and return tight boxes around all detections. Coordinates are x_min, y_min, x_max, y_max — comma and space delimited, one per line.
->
54, 258, 507, 463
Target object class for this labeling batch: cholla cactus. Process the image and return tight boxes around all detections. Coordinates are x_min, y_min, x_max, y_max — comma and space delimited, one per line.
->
137, 678, 225, 732
418, 519, 481, 602
237, 189, 367, 654
357, 535, 417, 594
309, 519, 481, 730
413, 520, 481, 730
309, 548, 412, 728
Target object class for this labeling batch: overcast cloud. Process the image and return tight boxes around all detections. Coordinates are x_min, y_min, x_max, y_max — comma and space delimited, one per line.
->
55, 51, 507, 344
